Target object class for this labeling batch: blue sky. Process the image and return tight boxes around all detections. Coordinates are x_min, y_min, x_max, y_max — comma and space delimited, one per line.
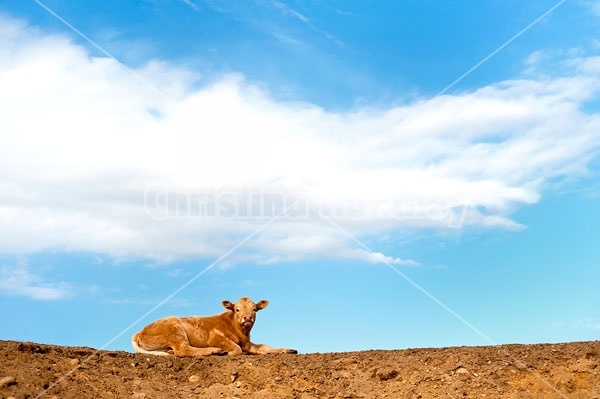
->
0, 0, 599, 354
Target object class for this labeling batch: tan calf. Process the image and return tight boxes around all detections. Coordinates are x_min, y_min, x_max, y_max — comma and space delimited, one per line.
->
131, 297, 298, 357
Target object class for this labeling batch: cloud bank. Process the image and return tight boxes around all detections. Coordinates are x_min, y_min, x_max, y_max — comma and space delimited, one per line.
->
1, 15, 600, 264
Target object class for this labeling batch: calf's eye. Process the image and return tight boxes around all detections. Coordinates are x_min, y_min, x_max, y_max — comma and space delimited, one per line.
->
253, 308, 257, 311
235, 308, 240, 312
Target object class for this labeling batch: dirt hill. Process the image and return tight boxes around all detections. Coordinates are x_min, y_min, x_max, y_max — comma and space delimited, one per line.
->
0, 340, 598, 399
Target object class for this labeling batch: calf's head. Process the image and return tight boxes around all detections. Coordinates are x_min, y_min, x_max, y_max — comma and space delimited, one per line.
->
222, 297, 268, 330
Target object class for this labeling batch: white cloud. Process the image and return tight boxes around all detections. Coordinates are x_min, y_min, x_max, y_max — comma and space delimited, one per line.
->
0, 260, 73, 300
552, 318, 600, 330
1, 15, 600, 264
571, 55, 600, 75
180, 0, 202, 12
574, 318, 600, 330
583, 0, 600, 17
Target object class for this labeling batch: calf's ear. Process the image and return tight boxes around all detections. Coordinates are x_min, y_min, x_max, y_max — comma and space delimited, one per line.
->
256, 300, 269, 310
222, 300, 235, 311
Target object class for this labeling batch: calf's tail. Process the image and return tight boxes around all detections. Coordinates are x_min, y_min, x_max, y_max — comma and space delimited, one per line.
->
131, 332, 170, 356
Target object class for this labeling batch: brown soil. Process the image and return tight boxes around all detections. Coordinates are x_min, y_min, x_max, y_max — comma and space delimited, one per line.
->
0, 340, 598, 399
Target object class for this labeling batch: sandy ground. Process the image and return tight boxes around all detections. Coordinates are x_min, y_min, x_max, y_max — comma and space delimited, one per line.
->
0, 340, 598, 398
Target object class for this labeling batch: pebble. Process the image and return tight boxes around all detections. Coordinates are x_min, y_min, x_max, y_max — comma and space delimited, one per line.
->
0, 376, 17, 388
455, 367, 469, 375
189, 375, 200, 383
70, 358, 80, 366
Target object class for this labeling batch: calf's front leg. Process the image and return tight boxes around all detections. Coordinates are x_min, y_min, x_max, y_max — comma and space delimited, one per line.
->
208, 336, 244, 356
245, 342, 298, 355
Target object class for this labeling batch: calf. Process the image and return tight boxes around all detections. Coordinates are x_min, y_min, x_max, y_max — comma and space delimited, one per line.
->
131, 297, 297, 357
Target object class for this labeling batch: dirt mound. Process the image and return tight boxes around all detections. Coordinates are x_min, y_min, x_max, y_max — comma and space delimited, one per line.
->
0, 340, 598, 398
